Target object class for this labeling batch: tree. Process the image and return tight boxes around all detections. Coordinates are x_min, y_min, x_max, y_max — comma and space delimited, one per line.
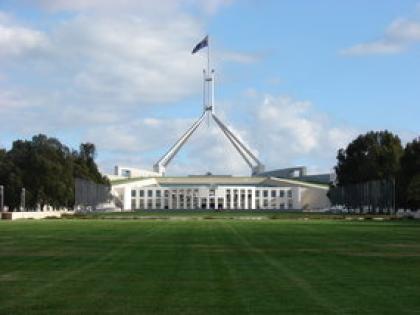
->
407, 175, 420, 206
398, 137, 420, 210
0, 149, 23, 210
73, 143, 109, 185
0, 134, 108, 210
330, 131, 403, 213
335, 131, 403, 185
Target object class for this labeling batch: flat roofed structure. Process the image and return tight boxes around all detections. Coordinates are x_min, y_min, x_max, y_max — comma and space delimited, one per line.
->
111, 175, 330, 211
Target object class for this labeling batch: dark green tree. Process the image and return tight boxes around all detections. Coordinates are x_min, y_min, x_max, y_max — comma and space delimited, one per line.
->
398, 137, 420, 210
330, 131, 403, 213
73, 143, 109, 185
335, 131, 403, 185
0, 149, 23, 210
0, 135, 108, 210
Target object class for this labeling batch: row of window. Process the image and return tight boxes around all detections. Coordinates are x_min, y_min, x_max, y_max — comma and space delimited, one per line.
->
131, 188, 293, 198
131, 198, 294, 210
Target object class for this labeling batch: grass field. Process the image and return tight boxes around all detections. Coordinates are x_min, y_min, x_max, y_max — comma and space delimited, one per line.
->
1, 218, 420, 314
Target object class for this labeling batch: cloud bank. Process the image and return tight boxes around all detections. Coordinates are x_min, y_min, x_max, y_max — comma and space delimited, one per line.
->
0, 1, 355, 176
342, 18, 420, 56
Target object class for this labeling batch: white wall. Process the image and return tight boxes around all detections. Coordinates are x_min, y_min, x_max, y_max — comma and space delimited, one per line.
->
1, 211, 74, 220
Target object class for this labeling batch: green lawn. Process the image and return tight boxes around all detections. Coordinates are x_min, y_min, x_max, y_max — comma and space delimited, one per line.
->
0, 219, 419, 314
76, 209, 396, 220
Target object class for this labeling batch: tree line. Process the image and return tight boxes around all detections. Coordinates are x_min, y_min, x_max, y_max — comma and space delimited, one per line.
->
330, 130, 420, 211
0, 134, 109, 211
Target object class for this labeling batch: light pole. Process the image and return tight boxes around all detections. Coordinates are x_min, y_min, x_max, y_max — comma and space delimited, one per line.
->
20, 188, 25, 211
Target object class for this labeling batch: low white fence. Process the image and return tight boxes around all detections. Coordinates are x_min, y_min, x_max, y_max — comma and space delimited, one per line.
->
1, 211, 74, 220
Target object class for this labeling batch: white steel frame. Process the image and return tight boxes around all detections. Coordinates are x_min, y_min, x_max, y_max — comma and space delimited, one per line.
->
153, 37, 265, 176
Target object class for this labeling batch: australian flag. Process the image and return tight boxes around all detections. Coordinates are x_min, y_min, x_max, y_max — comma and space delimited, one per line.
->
192, 35, 208, 54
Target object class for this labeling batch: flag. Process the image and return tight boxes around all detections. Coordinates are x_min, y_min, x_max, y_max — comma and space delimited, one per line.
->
192, 35, 208, 54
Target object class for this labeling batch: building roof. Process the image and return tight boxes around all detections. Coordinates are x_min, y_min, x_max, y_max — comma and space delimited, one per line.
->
111, 175, 329, 190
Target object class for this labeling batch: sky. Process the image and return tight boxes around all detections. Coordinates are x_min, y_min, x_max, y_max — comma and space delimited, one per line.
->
0, 0, 419, 176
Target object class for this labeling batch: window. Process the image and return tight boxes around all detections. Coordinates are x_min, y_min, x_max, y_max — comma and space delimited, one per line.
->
139, 190, 144, 197
287, 190, 292, 198
217, 198, 224, 210
131, 199, 136, 210
288, 201, 293, 209
131, 190, 136, 198
139, 200, 145, 209
256, 190, 260, 197
148, 190, 153, 198
280, 190, 284, 198
270, 199, 277, 208
156, 190, 161, 198
263, 190, 268, 198
164, 190, 169, 197
271, 190, 276, 197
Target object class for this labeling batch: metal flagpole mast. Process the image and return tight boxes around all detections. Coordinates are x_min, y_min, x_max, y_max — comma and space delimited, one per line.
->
207, 35, 210, 75
207, 36, 215, 115
206, 35, 211, 125
153, 35, 265, 175
211, 69, 215, 114
203, 69, 206, 112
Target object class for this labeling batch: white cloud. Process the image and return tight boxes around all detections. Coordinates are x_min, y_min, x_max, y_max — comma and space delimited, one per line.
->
387, 18, 420, 41
32, 0, 233, 15
0, 2, 354, 176
115, 94, 356, 175
0, 23, 49, 57
251, 95, 356, 172
341, 18, 420, 56
341, 40, 403, 56
86, 115, 251, 175
195, 0, 234, 15
5, 13, 203, 104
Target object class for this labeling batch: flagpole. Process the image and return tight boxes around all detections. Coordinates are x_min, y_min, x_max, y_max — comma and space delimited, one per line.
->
207, 35, 210, 74
208, 36, 211, 123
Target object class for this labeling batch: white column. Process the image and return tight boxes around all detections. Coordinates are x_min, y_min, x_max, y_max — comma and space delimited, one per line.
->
230, 191, 234, 209
292, 187, 301, 209
245, 191, 249, 210
124, 186, 131, 211
176, 190, 180, 209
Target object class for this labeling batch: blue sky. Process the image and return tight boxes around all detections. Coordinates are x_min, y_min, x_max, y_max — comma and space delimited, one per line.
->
0, 1, 419, 175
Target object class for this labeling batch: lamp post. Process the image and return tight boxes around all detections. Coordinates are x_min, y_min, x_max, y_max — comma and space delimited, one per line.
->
20, 188, 25, 211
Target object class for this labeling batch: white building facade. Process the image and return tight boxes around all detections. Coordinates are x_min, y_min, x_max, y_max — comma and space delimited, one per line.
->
111, 176, 330, 211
